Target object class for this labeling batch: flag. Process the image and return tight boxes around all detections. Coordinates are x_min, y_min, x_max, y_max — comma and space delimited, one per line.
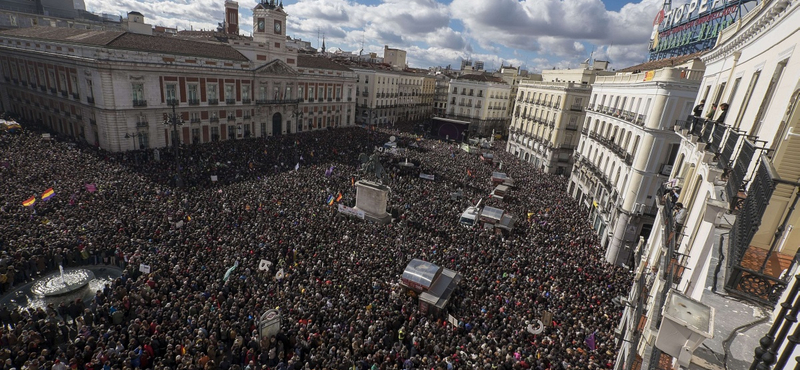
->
22, 196, 36, 207
41, 188, 55, 201
85, 183, 97, 193
351, 177, 355, 187
223, 260, 239, 282
336, 192, 342, 202
69, 193, 76, 206
585, 331, 597, 351
325, 166, 334, 177
294, 163, 300, 171
467, 169, 473, 177
326, 194, 334, 205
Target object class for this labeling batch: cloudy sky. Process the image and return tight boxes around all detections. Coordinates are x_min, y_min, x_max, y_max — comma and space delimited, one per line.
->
84, 0, 667, 72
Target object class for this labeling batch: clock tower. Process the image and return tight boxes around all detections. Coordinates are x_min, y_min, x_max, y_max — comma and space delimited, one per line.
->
252, 0, 286, 44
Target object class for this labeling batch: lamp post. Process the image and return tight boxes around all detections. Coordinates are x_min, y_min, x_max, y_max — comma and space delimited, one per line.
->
163, 99, 185, 188
292, 110, 304, 132
124, 132, 137, 151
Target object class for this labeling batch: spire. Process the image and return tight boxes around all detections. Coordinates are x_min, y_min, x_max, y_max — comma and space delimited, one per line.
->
321, 35, 326, 53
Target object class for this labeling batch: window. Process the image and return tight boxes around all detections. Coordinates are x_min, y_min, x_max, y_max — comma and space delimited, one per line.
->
308, 86, 314, 100
188, 84, 198, 102
208, 84, 218, 102
166, 84, 177, 103
86, 79, 94, 99
317, 87, 323, 100
58, 72, 67, 91
132, 83, 144, 101
259, 86, 267, 101
336, 87, 341, 99
228, 125, 235, 139
261, 122, 267, 136
211, 126, 219, 141
285, 86, 292, 100
750, 61, 787, 135
225, 84, 235, 102
138, 133, 149, 148
327, 87, 333, 100
242, 85, 251, 102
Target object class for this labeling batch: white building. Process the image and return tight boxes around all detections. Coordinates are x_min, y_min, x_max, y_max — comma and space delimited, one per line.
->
614, 0, 800, 368
351, 67, 432, 126
568, 57, 705, 266
446, 74, 511, 136
0, 1, 357, 151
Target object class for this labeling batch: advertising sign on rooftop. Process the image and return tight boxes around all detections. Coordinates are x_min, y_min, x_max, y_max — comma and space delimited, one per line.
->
648, 0, 755, 61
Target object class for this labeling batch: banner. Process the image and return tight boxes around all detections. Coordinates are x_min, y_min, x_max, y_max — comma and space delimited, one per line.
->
419, 173, 435, 181
41, 188, 55, 201
259, 309, 281, 340
258, 259, 273, 271
337, 204, 365, 219
85, 183, 97, 193
223, 260, 239, 281
139, 264, 151, 274
211, 175, 218, 182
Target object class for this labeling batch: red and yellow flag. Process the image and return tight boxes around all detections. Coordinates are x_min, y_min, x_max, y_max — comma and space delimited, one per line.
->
22, 196, 36, 207
41, 188, 55, 201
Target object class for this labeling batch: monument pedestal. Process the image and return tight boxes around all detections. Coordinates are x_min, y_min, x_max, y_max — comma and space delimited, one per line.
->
354, 180, 392, 224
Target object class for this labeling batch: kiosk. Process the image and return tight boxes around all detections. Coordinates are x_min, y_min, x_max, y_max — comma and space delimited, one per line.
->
401, 259, 462, 315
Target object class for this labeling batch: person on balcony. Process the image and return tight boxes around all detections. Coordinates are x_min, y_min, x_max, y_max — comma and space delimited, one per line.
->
714, 103, 729, 123
705, 103, 717, 120
693, 100, 705, 117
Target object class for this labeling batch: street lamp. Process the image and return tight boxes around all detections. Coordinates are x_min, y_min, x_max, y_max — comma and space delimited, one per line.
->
163, 99, 185, 188
124, 132, 137, 151
292, 110, 304, 132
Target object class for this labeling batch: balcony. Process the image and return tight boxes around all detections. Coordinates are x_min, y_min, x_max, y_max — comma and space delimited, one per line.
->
569, 104, 583, 112
635, 114, 646, 126
72, 93, 79, 100
136, 121, 148, 128
243, 114, 252, 120
60, 91, 68, 97
49, 88, 56, 94
242, 99, 251, 104
256, 98, 302, 105
132, 99, 147, 107
190, 118, 201, 124
89, 119, 97, 126
227, 115, 236, 122
188, 99, 200, 106
225, 99, 236, 105
39, 85, 46, 92
208, 99, 219, 105
210, 117, 220, 123
566, 123, 579, 131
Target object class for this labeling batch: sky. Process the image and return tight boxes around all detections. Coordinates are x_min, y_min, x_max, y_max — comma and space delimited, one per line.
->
84, 0, 668, 72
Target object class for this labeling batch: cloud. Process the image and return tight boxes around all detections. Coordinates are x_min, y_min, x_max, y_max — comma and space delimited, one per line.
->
83, 0, 663, 71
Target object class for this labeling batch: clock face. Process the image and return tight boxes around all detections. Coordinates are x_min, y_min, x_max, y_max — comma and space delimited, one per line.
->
257, 19, 265, 32
274, 21, 281, 34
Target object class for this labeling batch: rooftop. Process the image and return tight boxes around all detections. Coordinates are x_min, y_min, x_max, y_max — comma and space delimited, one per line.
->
456, 74, 507, 84
296, 55, 352, 72
0, 27, 248, 61
617, 51, 706, 73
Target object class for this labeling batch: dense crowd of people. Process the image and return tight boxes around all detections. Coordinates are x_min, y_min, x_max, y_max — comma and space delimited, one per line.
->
0, 123, 629, 370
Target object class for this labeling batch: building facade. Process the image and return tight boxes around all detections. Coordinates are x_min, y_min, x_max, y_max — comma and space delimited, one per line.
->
615, 0, 800, 368
568, 60, 704, 266
0, 1, 357, 151
507, 80, 590, 175
445, 74, 511, 136
352, 67, 432, 126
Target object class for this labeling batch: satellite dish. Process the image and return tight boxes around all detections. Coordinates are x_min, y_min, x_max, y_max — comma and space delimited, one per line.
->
527, 320, 544, 334
390, 136, 396, 142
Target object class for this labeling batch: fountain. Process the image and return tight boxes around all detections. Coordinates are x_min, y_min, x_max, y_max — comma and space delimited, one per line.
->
30, 266, 94, 297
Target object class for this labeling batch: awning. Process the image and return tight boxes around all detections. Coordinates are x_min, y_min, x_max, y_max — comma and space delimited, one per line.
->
401, 259, 440, 290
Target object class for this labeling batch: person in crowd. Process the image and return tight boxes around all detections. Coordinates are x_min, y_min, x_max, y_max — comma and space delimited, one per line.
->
0, 120, 629, 370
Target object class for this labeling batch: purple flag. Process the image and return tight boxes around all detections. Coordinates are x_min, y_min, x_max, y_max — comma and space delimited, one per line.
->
85, 183, 97, 193
585, 331, 597, 351
325, 165, 334, 177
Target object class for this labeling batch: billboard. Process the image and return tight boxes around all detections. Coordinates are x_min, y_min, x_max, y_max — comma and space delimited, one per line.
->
648, 0, 755, 61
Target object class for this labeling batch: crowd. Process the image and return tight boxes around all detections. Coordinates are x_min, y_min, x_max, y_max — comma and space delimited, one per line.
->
0, 123, 630, 370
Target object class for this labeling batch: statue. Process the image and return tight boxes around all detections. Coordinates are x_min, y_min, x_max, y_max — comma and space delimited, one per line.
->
359, 152, 388, 183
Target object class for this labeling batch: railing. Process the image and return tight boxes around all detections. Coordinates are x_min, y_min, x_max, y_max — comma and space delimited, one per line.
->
569, 104, 582, 112
243, 114, 251, 120
725, 156, 785, 305
256, 99, 302, 105
60, 91, 67, 97
727, 138, 756, 211
225, 99, 236, 104
242, 99, 252, 104
719, 130, 740, 169
190, 118, 201, 124
227, 115, 236, 122
71, 93, 79, 100
210, 117, 219, 123
635, 114, 646, 126
133, 99, 147, 107
208, 99, 219, 105
136, 121, 148, 128
188, 99, 200, 105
